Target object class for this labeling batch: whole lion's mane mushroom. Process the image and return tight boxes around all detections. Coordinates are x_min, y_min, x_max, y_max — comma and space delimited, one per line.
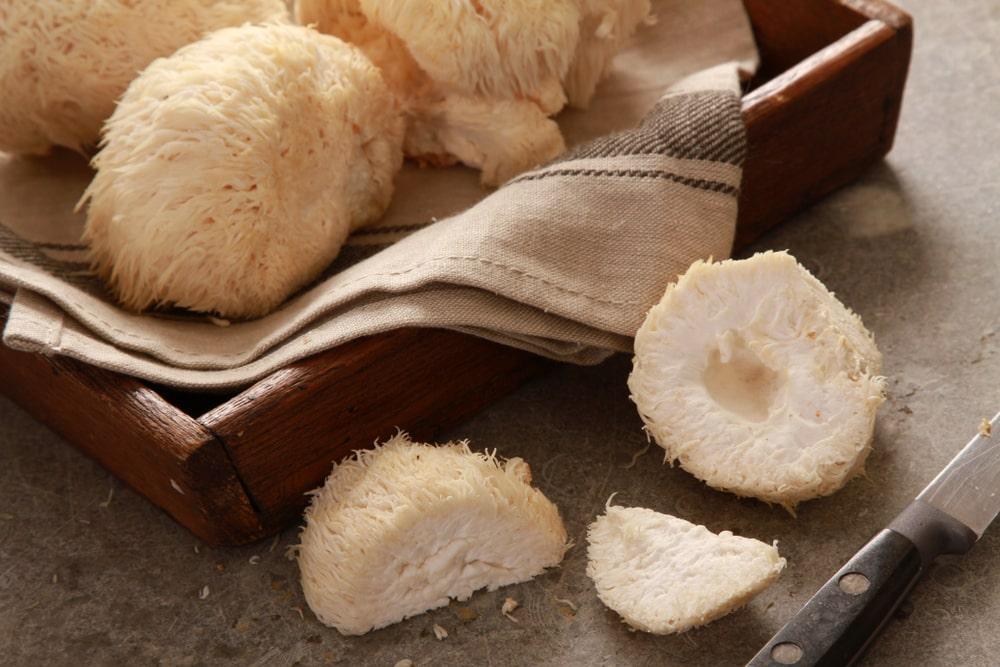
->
0, 0, 289, 155
296, 0, 652, 185
82, 23, 404, 319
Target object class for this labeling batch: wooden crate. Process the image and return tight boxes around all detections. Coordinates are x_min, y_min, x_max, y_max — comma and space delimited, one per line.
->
0, 0, 912, 546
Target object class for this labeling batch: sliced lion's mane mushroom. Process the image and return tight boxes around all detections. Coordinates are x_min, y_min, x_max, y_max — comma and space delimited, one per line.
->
629, 251, 887, 510
297, 433, 568, 635
587, 503, 785, 634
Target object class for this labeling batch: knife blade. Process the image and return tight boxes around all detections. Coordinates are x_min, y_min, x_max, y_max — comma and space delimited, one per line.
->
748, 412, 1000, 667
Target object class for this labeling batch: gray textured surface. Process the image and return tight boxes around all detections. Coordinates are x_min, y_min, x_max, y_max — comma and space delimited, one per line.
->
2, 1, 999, 665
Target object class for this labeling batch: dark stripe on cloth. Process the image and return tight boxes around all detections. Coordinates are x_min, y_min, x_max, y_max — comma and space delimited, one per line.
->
33, 241, 89, 251
509, 168, 739, 197
562, 91, 746, 165
349, 221, 433, 237
0, 224, 109, 295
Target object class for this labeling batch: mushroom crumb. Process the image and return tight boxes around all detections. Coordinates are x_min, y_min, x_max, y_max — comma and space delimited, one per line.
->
394, 661, 413, 667
501, 597, 520, 623
554, 598, 578, 612
432, 624, 448, 640
199, 586, 210, 600
981, 418, 993, 438
629, 251, 886, 509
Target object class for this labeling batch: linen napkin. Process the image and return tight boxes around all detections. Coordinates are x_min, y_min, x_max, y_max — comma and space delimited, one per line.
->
0, 0, 758, 390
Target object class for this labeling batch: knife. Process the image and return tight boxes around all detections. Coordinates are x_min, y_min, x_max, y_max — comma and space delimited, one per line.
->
748, 412, 1000, 667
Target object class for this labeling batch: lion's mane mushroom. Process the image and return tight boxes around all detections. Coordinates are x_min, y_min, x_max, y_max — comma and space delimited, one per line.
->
587, 503, 785, 634
297, 433, 568, 635
0, 0, 289, 155
564, 0, 656, 107
296, 0, 651, 185
628, 251, 886, 510
82, 23, 404, 319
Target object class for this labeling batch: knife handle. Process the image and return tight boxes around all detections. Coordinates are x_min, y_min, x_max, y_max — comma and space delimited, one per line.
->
746, 528, 922, 667
747, 501, 977, 667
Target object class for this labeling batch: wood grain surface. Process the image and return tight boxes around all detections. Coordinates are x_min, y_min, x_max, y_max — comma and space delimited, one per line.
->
737, 11, 912, 247
199, 328, 547, 528
0, 307, 265, 545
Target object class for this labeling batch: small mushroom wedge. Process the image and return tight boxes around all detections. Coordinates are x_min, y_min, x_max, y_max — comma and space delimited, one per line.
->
587, 503, 785, 634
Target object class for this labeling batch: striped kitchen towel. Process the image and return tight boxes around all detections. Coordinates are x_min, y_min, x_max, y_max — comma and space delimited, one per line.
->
0, 63, 746, 389
0, 0, 757, 389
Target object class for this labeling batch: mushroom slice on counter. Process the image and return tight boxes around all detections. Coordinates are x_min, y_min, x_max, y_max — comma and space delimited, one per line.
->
628, 251, 886, 510
587, 503, 785, 634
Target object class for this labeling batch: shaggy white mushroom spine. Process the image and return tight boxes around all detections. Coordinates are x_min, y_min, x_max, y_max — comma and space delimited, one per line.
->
0, 0, 290, 154
81, 23, 404, 318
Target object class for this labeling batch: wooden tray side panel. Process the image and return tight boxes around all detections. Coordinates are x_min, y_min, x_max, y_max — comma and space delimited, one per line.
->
0, 330, 265, 546
743, 0, 870, 77
736, 14, 912, 247
742, 0, 911, 78
200, 328, 547, 527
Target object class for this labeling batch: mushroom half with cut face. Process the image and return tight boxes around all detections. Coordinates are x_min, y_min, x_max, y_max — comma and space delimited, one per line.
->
297, 433, 569, 635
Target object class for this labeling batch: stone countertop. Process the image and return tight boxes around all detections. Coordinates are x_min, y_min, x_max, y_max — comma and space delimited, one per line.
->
2, 1, 998, 665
